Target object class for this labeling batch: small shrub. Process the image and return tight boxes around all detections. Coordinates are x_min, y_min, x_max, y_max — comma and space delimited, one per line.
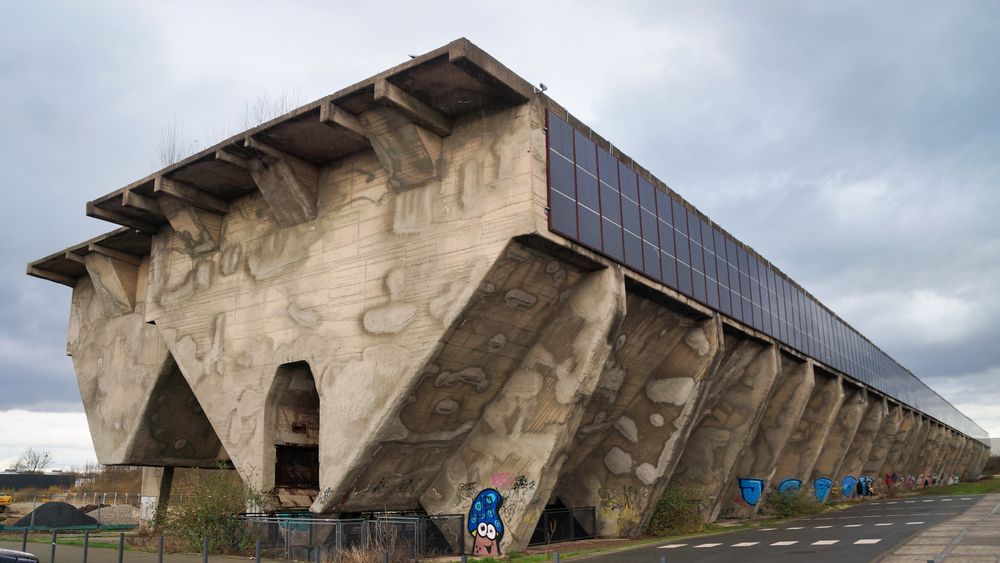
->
764, 490, 824, 519
646, 483, 703, 535
153, 466, 260, 555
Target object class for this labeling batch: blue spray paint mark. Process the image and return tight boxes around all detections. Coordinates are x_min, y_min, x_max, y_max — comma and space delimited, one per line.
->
738, 478, 766, 506
841, 476, 858, 498
778, 478, 802, 494
813, 477, 833, 503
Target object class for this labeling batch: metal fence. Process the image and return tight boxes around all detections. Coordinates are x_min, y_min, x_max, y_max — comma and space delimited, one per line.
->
233, 512, 465, 560
528, 506, 596, 546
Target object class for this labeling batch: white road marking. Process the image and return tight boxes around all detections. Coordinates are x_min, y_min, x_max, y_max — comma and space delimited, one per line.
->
875, 523, 893, 526
812, 540, 839, 545
961, 497, 972, 500
942, 498, 952, 502
814, 525, 833, 529
887, 501, 898, 504
786, 526, 804, 530
845, 524, 862, 528
758, 528, 777, 531
814, 517, 834, 520
922, 499, 934, 502
906, 521, 925, 525
771, 541, 798, 546
731, 542, 759, 547
904, 500, 915, 503
855, 539, 882, 545
694, 543, 722, 548
659, 544, 687, 549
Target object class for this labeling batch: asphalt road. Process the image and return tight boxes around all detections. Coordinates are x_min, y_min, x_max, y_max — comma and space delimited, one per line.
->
579, 494, 982, 563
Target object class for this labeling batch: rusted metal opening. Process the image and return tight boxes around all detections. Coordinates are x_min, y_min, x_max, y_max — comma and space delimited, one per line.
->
270, 361, 320, 494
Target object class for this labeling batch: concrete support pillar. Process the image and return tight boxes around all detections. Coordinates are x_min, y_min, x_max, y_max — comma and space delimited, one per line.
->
922, 424, 947, 479
941, 435, 968, 482
420, 268, 626, 554
899, 416, 931, 478
772, 372, 843, 489
970, 445, 991, 478
836, 395, 888, 485
810, 386, 867, 483
554, 308, 723, 539
863, 404, 903, 477
878, 409, 916, 477
718, 357, 814, 517
953, 441, 976, 481
669, 337, 780, 522
139, 466, 174, 523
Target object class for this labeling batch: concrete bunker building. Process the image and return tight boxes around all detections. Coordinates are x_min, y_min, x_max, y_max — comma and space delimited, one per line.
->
28, 39, 990, 553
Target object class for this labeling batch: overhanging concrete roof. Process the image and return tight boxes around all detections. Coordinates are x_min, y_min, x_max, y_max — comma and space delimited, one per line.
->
28, 37, 533, 286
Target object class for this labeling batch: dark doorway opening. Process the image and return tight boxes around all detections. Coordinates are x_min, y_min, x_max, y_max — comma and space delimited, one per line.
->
275, 445, 320, 489
270, 361, 320, 498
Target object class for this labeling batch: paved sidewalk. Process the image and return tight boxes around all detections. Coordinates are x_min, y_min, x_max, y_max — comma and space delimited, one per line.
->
879, 494, 1000, 562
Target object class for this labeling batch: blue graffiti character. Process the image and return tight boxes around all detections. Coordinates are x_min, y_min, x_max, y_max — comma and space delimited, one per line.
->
468, 488, 504, 556
841, 475, 858, 498
859, 476, 875, 497
738, 478, 766, 506
778, 478, 802, 495
814, 477, 833, 502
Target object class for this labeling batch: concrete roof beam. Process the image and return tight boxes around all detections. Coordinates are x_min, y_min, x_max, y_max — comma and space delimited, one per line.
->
241, 137, 319, 228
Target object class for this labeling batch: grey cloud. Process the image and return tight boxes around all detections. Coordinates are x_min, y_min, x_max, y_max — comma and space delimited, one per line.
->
1, 1, 997, 436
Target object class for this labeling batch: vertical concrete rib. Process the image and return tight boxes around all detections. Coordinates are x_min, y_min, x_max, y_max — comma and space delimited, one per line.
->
836, 395, 888, 482
718, 356, 814, 517
420, 267, 626, 554
899, 416, 931, 478
863, 404, 903, 478
879, 409, 916, 477
922, 424, 947, 479
772, 370, 843, 488
669, 334, 781, 522
810, 385, 867, 483
554, 305, 723, 538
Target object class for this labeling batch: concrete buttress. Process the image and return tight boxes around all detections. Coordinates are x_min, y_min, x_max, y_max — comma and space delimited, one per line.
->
772, 371, 844, 489
420, 266, 627, 553
669, 334, 780, 522
553, 301, 723, 538
835, 395, 888, 482
718, 356, 815, 517
810, 386, 867, 482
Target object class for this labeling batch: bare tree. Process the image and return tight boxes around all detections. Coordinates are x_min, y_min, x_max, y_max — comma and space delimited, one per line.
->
240, 88, 303, 130
14, 448, 52, 473
155, 88, 302, 169
156, 115, 201, 167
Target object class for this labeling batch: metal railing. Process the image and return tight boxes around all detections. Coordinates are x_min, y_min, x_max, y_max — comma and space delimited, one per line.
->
233, 512, 465, 559
528, 506, 596, 547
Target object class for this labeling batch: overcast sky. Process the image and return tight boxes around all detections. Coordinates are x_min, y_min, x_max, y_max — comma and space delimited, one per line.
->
1, 1, 997, 469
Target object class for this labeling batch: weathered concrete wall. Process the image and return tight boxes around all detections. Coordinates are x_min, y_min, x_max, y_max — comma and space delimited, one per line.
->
879, 410, 916, 476
141, 105, 537, 511
837, 397, 888, 480
554, 295, 721, 538
811, 387, 867, 482
669, 334, 780, 522
68, 270, 225, 467
772, 371, 843, 489
718, 356, 814, 517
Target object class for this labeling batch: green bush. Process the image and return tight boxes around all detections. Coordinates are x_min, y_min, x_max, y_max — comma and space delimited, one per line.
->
646, 483, 703, 535
764, 489, 824, 519
154, 466, 260, 554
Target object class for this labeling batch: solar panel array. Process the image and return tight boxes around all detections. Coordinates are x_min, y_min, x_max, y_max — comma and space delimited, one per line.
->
545, 109, 987, 442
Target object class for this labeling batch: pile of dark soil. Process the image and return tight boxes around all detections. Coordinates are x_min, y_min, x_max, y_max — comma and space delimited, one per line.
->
13, 501, 99, 528
78, 504, 109, 514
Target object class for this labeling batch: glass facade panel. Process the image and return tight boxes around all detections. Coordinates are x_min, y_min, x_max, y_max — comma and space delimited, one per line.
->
544, 110, 987, 441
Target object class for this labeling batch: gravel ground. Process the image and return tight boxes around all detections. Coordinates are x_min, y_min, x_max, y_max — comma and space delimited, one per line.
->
86, 504, 139, 525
